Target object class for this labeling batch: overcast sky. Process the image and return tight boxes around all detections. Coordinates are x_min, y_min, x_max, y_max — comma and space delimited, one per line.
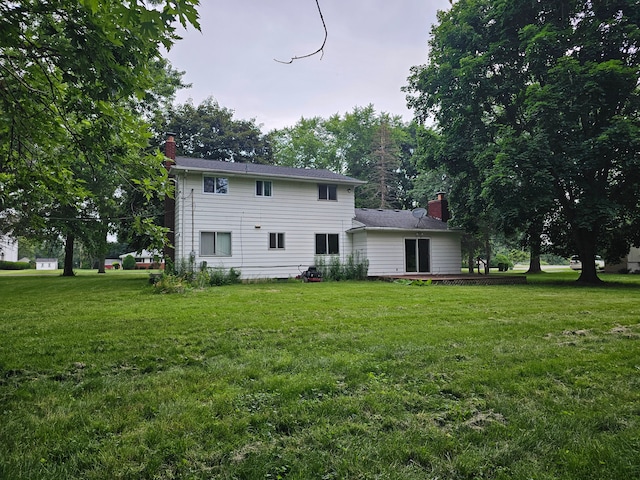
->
164, 0, 451, 132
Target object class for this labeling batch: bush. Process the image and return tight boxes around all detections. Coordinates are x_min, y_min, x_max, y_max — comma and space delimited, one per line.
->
206, 267, 241, 286
315, 253, 369, 281
152, 257, 241, 294
491, 254, 513, 270
122, 255, 136, 270
152, 274, 186, 294
0, 261, 31, 270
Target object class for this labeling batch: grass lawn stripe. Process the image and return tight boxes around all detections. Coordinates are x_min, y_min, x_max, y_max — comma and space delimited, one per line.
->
0, 272, 638, 479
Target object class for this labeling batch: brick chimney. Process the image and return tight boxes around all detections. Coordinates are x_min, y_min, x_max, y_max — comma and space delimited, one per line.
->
428, 192, 450, 222
164, 132, 176, 170
163, 133, 176, 265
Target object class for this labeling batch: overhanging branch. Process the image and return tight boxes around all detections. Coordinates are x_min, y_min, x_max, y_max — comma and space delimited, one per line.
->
275, 0, 327, 64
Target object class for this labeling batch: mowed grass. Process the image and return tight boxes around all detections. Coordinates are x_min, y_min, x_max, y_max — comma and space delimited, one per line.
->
0, 272, 639, 479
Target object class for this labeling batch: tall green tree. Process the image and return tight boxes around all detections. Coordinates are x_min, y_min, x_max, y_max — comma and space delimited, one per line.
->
269, 116, 343, 171
1, 0, 200, 275
156, 98, 272, 163
271, 106, 421, 209
406, 0, 640, 284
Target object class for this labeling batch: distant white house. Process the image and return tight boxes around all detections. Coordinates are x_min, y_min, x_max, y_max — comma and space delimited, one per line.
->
605, 247, 640, 273
36, 258, 58, 270
630, 247, 640, 273
104, 258, 120, 269
0, 234, 18, 262
167, 156, 462, 279
119, 250, 164, 269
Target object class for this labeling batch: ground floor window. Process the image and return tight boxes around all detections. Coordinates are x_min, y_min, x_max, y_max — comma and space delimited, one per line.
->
200, 231, 232, 256
405, 238, 430, 273
315, 233, 339, 255
269, 232, 285, 249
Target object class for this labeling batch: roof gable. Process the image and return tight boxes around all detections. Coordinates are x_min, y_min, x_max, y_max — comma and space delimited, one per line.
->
171, 157, 366, 185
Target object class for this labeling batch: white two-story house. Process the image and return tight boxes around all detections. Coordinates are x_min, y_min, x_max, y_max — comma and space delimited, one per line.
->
165, 138, 462, 279
0, 233, 18, 262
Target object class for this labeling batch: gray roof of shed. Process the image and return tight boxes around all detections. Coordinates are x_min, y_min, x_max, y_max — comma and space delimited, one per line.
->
171, 157, 366, 185
352, 208, 454, 232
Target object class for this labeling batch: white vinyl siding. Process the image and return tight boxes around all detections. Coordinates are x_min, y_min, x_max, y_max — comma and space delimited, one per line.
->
174, 173, 356, 278
357, 231, 461, 276
0, 235, 18, 262
173, 169, 461, 279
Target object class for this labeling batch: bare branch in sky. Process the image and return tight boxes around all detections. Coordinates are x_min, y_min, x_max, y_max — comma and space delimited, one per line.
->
275, 0, 327, 64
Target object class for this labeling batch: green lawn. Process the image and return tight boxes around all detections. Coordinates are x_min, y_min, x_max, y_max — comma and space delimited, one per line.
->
1, 272, 638, 479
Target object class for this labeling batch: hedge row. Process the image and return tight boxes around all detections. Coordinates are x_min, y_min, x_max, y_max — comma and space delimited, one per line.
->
0, 261, 31, 270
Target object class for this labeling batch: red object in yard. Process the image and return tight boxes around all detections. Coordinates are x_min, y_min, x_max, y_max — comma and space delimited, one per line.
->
300, 266, 323, 282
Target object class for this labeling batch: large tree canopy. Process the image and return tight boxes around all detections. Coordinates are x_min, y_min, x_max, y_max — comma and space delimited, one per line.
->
271, 106, 428, 209
406, 0, 640, 283
0, 0, 200, 274
1, 0, 200, 187
155, 97, 272, 163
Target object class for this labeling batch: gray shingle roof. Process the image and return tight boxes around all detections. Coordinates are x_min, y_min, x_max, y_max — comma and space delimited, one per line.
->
171, 157, 366, 185
353, 208, 452, 231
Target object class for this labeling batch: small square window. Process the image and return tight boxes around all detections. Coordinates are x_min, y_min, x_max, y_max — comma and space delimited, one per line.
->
318, 184, 337, 201
256, 180, 273, 197
269, 232, 285, 249
204, 176, 228, 194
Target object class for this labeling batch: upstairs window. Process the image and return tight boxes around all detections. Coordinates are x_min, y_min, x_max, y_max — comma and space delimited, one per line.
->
204, 176, 228, 194
256, 180, 272, 197
315, 234, 339, 255
318, 184, 337, 201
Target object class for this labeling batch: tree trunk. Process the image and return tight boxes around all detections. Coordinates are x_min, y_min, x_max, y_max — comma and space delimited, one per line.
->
96, 228, 107, 274
63, 233, 75, 276
484, 234, 491, 275
527, 237, 543, 274
97, 254, 106, 274
575, 229, 602, 285
468, 251, 475, 274
577, 257, 602, 284
527, 254, 542, 274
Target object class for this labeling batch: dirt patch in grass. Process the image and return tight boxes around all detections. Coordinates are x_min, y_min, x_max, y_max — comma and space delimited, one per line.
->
464, 409, 507, 431
608, 324, 640, 339
562, 329, 591, 336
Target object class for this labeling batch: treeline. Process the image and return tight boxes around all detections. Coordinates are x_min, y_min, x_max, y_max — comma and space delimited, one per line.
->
150, 99, 448, 211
